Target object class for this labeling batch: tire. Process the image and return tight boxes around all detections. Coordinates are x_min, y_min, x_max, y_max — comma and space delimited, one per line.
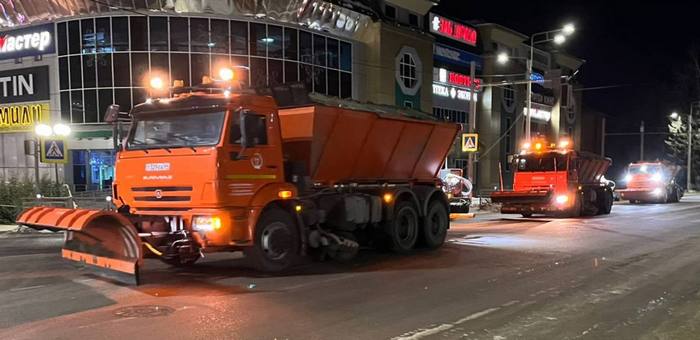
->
422, 200, 449, 249
385, 201, 420, 253
564, 193, 582, 218
521, 212, 533, 218
246, 207, 300, 272
598, 190, 613, 215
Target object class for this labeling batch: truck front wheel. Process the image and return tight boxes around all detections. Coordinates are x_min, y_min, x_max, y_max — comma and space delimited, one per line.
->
422, 200, 449, 249
386, 201, 419, 253
246, 207, 300, 272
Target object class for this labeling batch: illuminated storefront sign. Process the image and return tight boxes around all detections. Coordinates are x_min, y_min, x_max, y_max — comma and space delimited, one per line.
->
0, 24, 55, 60
433, 44, 483, 69
436, 68, 481, 89
523, 107, 552, 122
0, 66, 50, 104
430, 14, 477, 46
530, 72, 544, 84
432, 83, 477, 102
0, 102, 50, 132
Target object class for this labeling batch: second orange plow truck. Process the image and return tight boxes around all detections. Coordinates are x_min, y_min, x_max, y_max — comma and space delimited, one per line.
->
16, 70, 459, 284
491, 138, 614, 218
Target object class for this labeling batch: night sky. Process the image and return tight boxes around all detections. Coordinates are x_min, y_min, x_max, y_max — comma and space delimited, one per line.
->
438, 0, 700, 178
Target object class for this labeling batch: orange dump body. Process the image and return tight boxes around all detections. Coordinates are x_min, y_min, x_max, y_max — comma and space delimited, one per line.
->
278, 105, 459, 185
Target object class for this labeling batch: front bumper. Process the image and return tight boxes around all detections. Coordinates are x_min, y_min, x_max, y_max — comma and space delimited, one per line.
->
616, 188, 664, 201
491, 190, 569, 214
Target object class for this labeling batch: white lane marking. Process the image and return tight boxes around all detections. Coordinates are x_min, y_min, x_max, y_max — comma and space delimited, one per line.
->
392, 307, 502, 340
9, 285, 45, 292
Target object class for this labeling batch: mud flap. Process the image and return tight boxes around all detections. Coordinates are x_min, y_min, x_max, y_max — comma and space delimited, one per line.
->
16, 207, 143, 285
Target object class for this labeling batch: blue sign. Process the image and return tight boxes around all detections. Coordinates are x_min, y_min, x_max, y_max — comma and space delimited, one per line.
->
41, 138, 67, 164
530, 72, 545, 84
433, 43, 483, 70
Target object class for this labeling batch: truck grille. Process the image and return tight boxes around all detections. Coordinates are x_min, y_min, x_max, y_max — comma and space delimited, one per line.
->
131, 186, 192, 203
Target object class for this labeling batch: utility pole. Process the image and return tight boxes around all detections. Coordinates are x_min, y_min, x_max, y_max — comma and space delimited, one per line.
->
688, 103, 694, 191
640, 120, 645, 161
600, 117, 606, 157
467, 61, 477, 185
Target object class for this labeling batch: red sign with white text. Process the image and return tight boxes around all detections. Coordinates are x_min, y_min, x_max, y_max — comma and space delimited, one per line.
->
430, 13, 477, 46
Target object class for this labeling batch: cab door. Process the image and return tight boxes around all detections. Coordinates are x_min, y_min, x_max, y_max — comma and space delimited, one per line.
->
220, 109, 284, 205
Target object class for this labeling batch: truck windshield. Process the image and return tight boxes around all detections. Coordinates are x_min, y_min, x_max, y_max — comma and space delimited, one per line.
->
517, 153, 567, 172
628, 164, 661, 175
127, 111, 225, 149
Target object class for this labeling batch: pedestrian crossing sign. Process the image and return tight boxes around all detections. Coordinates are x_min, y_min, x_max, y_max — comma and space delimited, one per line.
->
461, 133, 478, 152
41, 138, 68, 164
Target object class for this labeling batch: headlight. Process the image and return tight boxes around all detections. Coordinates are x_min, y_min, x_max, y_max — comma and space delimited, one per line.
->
624, 174, 632, 182
192, 216, 222, 232
652, 188, 663, 196
555, 195, 569, 205
651, 173, 663, 182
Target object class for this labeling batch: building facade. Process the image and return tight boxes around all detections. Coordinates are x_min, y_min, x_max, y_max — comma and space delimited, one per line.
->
0, 0, 436, 190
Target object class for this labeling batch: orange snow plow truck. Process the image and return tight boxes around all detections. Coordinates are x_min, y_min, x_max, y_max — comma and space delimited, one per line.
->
616, 161, 684, 203
491, 138, 614, 217
16, 79, 458, 285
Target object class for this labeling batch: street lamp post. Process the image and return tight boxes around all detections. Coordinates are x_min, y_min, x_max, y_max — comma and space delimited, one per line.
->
670, 102, 699, 190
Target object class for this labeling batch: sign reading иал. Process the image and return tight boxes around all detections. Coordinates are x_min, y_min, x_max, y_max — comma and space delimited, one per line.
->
0, 66, 50, 104
430, 14, 478, 46
0, 102, 50, 132
0, 24, 55, 61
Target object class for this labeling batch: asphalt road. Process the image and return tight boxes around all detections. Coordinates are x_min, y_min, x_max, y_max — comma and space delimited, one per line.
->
2, 196, 700, 340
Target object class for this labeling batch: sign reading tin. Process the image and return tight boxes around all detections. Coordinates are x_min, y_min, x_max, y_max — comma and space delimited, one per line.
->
0, 66, 50, 104
0, 24, 55, 60
430, 14, 477, 46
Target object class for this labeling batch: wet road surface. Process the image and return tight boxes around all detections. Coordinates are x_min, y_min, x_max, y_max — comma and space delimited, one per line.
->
2, 196, 700, 339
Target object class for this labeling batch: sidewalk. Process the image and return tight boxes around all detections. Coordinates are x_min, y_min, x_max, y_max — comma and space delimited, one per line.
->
0, 224, 18, 232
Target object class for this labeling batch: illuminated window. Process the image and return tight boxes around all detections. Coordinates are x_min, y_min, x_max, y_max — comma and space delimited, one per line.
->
399, 52, 417, 89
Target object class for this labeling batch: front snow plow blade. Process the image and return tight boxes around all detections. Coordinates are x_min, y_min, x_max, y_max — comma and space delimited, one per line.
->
490, 190, 552, 204
16, 207, 143, 285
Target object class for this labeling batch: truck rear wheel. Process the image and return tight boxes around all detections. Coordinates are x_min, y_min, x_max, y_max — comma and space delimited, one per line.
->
598, 190, 613, 215
422, 200, 449, 249
246, 207, 299, 272
386, 201, 419, 253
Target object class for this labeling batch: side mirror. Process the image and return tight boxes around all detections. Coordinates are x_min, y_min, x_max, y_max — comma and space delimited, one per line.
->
240, 112, 258, 148
104, 104, 121, 123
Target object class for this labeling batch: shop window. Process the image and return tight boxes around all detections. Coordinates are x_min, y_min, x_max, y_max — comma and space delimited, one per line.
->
268, 25, 283, 59
340, 41, 352, 71
149, 16, 168, 51
111, 17, 129, 52
71, 90, 84, 123
68, 20, 80, 55
170, 54, 190, 86
96, 53, 112, 87
284, 61, 298, 82
385, 5, 396, 19
58, 22, 68, 56
210, 19, 229, 54
72, 150, 88, 191
190, 54, 210, 86
81, 19, 96, 54
98, 89, 114, 121
404, 101, 413, 108
327, 69, 339, 97
250, 57, 267, 88
84, 90, 98, 123
130, 17, 147, 51
230, 21, 248, 55
132, 88, 147, 107
250, 23, 267, 57
82, 54, 96, 88
150, 53, 169, 75
95, 18, 111, 53
231, 56, 249, 86
327, 39, 339, 69
112, 53, 130, 87
340, 72, 352, 99
299, 31, 312, 63
169, 17, 189, 52
284, 28, 298, 60
90, 151, 116, 190
69, 55, 82, 89
190, 18, 210, 53
130, 53, 148, 86
399, 53, 417, 88
60, 92, 71, 122
313, 35, 326, 66
300, 64, 313, 92
59, 57, 69, 90
211, 54, 230, 76
313, 67, 326, 94
268, 59, 283, 86
114, 89, 131, 112
409, 14, 419, 27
